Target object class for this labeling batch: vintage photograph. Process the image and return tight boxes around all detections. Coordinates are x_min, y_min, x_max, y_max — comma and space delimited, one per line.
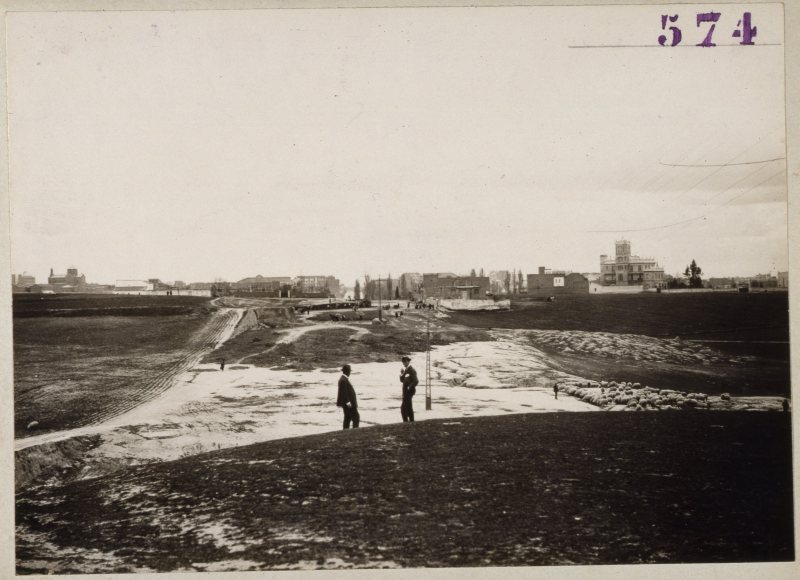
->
3, 1, 796, 576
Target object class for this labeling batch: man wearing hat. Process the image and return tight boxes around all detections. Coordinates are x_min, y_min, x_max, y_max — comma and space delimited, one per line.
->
337, 364, 359, 429
400, 356, 419, 422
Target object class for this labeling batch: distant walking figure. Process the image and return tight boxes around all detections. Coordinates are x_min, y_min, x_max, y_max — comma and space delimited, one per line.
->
400, 356, 419, 422
783, 398, 790, 412
553, 382, 559, 399
220, 358, 225, 371
337, 364, 359, 429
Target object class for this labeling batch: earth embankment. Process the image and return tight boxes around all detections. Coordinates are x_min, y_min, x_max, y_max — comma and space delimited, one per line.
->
15, 411, 794, 573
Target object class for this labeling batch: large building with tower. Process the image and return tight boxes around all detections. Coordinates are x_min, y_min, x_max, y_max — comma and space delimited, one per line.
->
48, 266, 86, 288
599, 240, 665, 288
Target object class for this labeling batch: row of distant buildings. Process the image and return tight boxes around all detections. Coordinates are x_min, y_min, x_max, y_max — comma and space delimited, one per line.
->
12, 266, 592, 300
707, 272, 788, 290
11, 267, 113, 294
114, 275, 344, 298
407, 240, 659, 300
182, 275, 344, 298
11, 268, 344, 298
11, 242, 788, 299
364, 269, 590, 301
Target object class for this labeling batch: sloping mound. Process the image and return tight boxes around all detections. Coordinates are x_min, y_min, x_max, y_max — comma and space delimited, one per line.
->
16, 412, 793, 573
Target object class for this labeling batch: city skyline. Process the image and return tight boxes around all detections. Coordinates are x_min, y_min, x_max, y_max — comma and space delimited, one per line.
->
11, 251, 786, 289
7, 6, 788, 292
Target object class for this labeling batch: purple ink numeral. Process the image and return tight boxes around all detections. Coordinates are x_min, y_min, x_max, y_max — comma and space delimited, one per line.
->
732, 12, 757, 45
696, 11, 721, 47
658, 14, 682, 47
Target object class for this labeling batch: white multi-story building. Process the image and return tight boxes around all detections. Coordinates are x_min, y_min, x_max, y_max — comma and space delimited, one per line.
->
600, 240, 665, 288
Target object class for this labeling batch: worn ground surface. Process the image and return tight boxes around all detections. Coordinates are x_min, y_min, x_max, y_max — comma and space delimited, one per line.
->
15, 412, 794, 573
510, 328, 790, 397
13, 292, 794, 573
203, 310, 489, 370
13, 295, 234, 438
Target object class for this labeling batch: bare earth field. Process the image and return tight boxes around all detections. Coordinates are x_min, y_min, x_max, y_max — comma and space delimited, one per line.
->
12, 292, 794, 573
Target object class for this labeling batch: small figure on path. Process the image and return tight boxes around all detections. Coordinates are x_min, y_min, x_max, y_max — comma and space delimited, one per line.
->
400, 356, 419, 422
220, 358, 225, 371
553, 382, 559, 399
783, 398, 790, 412
337, 364, 359, 429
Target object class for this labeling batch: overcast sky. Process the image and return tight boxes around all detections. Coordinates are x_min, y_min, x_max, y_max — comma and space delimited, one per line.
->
7, 4, 787, 285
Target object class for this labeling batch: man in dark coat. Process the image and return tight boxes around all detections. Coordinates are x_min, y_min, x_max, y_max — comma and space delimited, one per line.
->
400, 356, 419, 422
337, 364, 359, 429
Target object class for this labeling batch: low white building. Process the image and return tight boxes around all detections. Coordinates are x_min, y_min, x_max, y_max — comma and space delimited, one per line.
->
113, 280, 153, 294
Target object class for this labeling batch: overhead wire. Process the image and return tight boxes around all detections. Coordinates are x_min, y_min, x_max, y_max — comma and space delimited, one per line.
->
588, 135, 782, 235
587, 167, 784, 233
659, 156, 785, 168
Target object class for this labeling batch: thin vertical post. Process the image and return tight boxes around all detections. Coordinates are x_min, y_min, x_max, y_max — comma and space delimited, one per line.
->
378, 276, 382, 321
425, 315, 432, 410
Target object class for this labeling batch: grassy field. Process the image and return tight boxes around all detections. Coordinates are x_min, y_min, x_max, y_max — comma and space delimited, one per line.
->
13, 293, 213, 317
15, 411, 794, 573
203, 314, 489, 370
449, 292, 789, 341
13, 295, 220, 437
448, 293, 791, 397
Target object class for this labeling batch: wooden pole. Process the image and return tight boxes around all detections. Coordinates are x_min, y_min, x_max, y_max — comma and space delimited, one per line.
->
425, 314, 432, 410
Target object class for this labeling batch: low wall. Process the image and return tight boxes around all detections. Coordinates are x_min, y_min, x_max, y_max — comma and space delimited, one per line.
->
112, 290, 212, 297
231, 309, 260, 338
589, 283, 646, 294
436, 298, 511, 311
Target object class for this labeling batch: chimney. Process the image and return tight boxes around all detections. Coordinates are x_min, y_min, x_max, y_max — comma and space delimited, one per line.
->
538, 267, 545, 275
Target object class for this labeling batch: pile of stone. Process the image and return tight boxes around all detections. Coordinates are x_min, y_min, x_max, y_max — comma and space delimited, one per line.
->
558, 380, 714, 411
524, 330, 743, 366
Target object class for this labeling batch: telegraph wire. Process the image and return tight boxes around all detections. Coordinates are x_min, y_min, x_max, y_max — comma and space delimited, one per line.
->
659, 156, 785, 168
587, 168, 784, 234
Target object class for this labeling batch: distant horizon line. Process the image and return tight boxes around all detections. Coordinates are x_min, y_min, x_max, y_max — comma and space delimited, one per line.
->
12, 267, 789, 288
